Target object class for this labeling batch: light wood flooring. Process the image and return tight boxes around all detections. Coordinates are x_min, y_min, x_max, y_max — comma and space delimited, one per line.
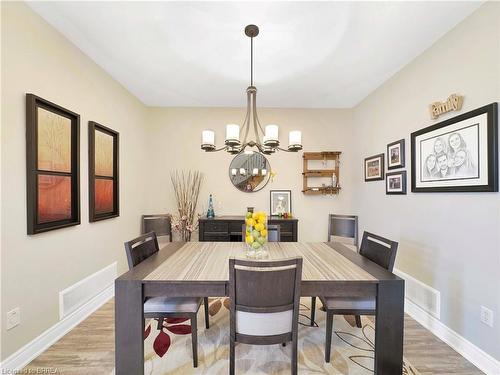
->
23, 299, 483, 374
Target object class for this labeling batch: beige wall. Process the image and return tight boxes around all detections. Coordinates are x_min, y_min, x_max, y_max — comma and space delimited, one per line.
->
145, 107, 355, 242
353, 2, 500, 360
1, 3, 149, 359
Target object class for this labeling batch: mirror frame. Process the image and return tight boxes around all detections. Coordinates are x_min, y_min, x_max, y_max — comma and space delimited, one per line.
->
228, 151, 271, 193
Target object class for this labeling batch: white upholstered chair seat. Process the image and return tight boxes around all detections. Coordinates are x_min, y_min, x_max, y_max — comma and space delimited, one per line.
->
157, 235, 171, 249
144, 297, 202, 313
236, 310, 293, 336
330, 235, 357, 251
322, 296, 376, 311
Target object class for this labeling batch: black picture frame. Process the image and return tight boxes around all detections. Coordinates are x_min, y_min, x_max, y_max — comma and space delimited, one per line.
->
386, 171, 407, 195
411, 103, 498, 193
88, 121, 120, 222
364, 153, 385, 181
269, 190, 292, 216
387, 139, 405, 170
26, 94, 80, 235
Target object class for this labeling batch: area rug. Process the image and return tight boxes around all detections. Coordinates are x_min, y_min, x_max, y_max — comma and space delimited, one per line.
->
117, 298, 419, 375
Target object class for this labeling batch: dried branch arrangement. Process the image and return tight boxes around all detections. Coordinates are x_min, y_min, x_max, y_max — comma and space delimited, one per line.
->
170, 170, 204, 241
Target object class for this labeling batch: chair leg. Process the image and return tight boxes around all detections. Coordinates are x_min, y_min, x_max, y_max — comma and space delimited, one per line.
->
292, 333, 298, 375
204, 297, 210, 329
325, 311, 334, 363
355, 315, 362, 328
310, 297, 316, 326
191, 314, 198, 368
229, 336, 235, 375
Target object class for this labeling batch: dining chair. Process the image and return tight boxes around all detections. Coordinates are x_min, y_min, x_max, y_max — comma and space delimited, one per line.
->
229, 257, 302, 375
124, 231, 209, 367
327, 214, 358, 250
309, 214, 359, 327
320, 231, 398, 362
241, 224, 281, 242
141, 214, 173, 247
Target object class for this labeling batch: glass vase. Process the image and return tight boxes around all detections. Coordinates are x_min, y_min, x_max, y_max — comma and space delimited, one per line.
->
244, 210, 269, 259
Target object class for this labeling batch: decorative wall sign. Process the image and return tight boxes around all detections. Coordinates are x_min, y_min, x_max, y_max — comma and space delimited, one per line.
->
429, 94, 464, 119
411, 103, 498, 192
26, 94, 80, 234
387, 139, 405, 170
386, 171, 407, 195
270, 190, 291, 216
89, 121, 119, 221
364, 154, 384, 181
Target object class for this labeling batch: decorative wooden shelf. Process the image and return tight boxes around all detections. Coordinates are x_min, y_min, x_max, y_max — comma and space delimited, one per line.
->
302, 151, 341, 195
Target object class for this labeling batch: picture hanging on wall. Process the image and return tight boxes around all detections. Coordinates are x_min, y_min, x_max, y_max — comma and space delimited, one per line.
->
411, 103, 498, 192
26, 94, 80, 234
387, 139, 405, 170
386, 171, 407, 195
89, 121, 120, 221
364, 153, 384, 181
270, 190, 291, 216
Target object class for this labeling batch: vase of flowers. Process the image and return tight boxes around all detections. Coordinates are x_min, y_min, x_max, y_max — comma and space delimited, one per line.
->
170, 170, 203, 242
244, 210, 269, 258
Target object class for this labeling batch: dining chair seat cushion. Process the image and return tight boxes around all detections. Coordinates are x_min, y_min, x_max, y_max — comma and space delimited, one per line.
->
144, 297, 202, 314
330, 235, 357, 251
321, 296, 376, 311
157, 235, 171, 249
236, 310, 293, 336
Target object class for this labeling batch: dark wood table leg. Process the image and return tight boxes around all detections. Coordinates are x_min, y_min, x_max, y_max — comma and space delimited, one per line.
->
115, 279, 144, 375
374, 279, 404, 375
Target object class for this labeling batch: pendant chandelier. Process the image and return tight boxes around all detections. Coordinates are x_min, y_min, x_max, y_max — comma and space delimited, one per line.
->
201, 25, 303, 155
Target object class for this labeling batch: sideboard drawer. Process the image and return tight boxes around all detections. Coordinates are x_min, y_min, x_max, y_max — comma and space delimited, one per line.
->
204, 221, 228, 233
204, 233, 229, 241
229, 221, 243, 234
269, 220, 293, 233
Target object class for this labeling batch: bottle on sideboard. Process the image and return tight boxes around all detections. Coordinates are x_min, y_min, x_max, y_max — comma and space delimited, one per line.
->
207, 194, 215, 218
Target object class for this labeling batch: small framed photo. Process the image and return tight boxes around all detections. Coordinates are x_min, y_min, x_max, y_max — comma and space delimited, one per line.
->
386, 171, 407, 195
364, 153, 384, 181
411, 103, 498, 192
270, 190, 291, 216
387, 139, 405, 170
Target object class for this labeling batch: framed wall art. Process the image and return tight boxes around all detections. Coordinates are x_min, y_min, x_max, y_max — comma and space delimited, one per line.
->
26, 94, 80, 234
386, 171, 407, 195
270, 190, 291, 216
411, 103, 498, 192
387, 139, 405, 170
89, 121, 119, 222
364, 153, 384, 181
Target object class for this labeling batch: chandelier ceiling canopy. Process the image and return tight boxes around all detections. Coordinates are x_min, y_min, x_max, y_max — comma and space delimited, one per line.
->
201, 25, 302, 155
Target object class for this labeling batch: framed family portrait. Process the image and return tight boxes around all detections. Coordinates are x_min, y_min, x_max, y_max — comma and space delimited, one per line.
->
411, 103, 498, 192
387, 139, 405, 169
89, 121, 120, 222
386, 171, 407, 195
270, 190, 291, 216
364, 153, 384, 181
26, 94, 80, 234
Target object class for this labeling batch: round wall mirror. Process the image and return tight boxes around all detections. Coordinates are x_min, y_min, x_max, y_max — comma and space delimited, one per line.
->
229, 151, 271, 192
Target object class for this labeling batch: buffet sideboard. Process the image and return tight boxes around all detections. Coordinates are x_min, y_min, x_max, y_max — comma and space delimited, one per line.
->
198, 215, 298, 242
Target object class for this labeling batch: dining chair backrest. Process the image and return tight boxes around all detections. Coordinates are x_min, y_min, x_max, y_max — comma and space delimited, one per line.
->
229, 257, 302, 341
124, 231, 159, 270
359, 231, 398, 271
241, 224, 281, 242
328, 214, 358, 248
141, 214, 172, 242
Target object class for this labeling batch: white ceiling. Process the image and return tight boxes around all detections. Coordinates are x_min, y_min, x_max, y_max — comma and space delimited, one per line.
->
28, 1, 482, 108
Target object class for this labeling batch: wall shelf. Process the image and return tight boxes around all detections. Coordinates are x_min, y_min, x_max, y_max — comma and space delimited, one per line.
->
302, 151, 341, 195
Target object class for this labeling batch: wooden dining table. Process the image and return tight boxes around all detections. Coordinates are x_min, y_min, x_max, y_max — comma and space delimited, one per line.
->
115, 241, 404, 374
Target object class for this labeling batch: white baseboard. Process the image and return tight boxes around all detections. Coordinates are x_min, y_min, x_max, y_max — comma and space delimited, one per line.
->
0, 283, 114, 372
404, 298, 500, 375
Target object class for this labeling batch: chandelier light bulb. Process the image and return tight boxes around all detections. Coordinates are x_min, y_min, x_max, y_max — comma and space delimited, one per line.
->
288, 130, 303, 151
225, 124, 240, 147
201, 130, 215, 151
264, 124, 279, 147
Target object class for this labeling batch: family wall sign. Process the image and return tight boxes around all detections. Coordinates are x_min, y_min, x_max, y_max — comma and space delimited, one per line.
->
429, 94, 464, 119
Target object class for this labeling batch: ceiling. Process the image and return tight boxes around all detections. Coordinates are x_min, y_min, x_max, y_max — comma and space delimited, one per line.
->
28, 1, 482, 108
